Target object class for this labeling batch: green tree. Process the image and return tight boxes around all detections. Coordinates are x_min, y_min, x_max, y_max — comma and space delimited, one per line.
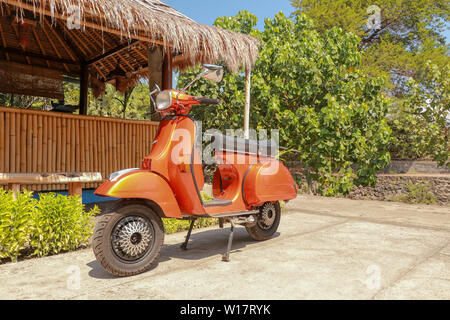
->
290, 0, 449, 84
179, 11, 392, 195
291, 0, 450, 164
87, 82, 151, 120
388, 63, 449, 164
0, 93, 52, 110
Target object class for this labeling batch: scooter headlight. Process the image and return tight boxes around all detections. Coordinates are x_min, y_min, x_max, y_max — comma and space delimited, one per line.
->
155, 90, 173, 111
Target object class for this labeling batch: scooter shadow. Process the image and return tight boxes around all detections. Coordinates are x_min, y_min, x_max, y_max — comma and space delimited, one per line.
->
87, 227, 280, 279
163, 227, 280, 261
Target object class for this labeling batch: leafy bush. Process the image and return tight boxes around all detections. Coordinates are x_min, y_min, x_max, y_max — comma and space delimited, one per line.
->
163, 218, 219, 235
162, 192, 218, 234
0, 189, 99, 262
389, 182, 437, 205
388, 64, 449, 166
179, 12, 391, 196
0, 189, 36, 262
30, 193, 99, 257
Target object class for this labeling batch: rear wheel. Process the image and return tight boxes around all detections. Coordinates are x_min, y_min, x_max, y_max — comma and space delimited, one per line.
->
246, 201, 281, 241
93, 204, 164, 277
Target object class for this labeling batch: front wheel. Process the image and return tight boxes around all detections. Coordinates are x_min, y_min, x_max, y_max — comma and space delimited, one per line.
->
92, 203, 164, 277
246, 201, 281, 241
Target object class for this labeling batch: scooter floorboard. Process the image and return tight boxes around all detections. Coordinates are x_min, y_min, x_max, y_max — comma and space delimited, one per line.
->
182, 209, 259, 219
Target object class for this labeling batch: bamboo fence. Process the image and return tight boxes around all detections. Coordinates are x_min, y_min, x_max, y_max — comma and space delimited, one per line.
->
0, 106, 159, 191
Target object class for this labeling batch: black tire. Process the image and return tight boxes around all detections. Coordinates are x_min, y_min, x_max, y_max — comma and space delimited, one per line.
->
246, 201, 281, 241
92, 203, 164, 277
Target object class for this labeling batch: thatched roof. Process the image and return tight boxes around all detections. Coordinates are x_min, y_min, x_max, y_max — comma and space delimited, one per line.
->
2, 0, 259, 75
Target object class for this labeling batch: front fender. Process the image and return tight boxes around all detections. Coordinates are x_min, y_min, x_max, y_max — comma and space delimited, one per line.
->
95, 170, 182, 218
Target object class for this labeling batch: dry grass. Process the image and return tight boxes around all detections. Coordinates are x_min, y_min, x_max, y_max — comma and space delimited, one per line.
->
10, 0, 259, 73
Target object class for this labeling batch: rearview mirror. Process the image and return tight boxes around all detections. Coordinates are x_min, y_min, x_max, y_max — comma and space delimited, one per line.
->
182, 64, 224, 92
201, 64, 224, 83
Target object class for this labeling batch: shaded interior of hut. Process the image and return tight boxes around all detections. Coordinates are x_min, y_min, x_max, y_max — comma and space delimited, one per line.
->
0, 1, 258, 117
0, 3, 174, 115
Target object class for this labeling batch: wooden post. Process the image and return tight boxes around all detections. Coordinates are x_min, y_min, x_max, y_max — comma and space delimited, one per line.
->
8, 183, 20, 200
162, 50, 173, 90
147, 46, 163, 90
68, 182, 83, 202
244, 68, 251, 139
79, 64, 89, 115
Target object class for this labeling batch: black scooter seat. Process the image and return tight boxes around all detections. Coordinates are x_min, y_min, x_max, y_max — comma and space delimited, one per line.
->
211, 134, 277, 157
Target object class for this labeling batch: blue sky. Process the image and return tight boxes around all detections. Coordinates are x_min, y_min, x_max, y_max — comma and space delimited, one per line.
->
164, 0, 295, 30
165, 0, 449, 42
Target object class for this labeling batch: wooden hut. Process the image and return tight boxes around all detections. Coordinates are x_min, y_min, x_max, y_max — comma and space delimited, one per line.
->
0, 0, 259, 192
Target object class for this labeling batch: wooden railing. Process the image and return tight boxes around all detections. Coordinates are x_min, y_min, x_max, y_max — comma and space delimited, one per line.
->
0, 106, 159, 191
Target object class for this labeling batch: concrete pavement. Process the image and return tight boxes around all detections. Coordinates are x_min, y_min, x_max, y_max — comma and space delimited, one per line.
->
1, 195, 449, 300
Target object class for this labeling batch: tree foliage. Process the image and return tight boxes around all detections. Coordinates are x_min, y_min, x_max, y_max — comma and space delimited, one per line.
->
179, 12, 392, 195
63, 82, 152, 120
290, 0, 450, 163
290, 0, 449, 83
388, 63, 449, 164
0, 92, 52, 110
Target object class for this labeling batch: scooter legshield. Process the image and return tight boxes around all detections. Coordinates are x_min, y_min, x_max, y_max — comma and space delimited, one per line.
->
95, 170, 182, 218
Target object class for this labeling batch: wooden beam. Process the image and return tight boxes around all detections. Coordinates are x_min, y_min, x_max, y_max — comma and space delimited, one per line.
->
51, 20, 107, 78
88, 29, 139, 72
0, 46, 78, 65
32, 28, 50, 68
134, 46, 148, 61
40, 21, 70, 73
81, 28, 133, 74
86, 40, 139, 65
0, 172, 103, 184
5, 1, 167, 45
43, 18, 79, 62
58, 20, 91, 59
8, 16, 31, 64
12, 16, 38, 26
79, 64, 89, 115
0, 18, 10, 61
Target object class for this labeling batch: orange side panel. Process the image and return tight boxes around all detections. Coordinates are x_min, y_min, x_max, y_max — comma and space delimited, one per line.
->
243, 160, 297, 206
164, 117, 205, 215
95, 171, 182, 218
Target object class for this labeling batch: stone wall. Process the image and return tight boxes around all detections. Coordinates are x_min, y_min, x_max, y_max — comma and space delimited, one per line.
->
379, 160, 450, 174
348, 174, 450, 205
287, 159, 450, 206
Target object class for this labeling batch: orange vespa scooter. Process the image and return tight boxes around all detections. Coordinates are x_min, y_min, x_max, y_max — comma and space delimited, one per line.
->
93, 65, 298, 277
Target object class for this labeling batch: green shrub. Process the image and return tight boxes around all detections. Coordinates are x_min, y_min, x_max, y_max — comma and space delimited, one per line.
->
162, 192, 218, 234
404, 182, 437, 205
0, 188, 99, 262
0, 189, 36, 262
163, 218, 219, 235
389, 182, 437, 205
30, 193, 99, 257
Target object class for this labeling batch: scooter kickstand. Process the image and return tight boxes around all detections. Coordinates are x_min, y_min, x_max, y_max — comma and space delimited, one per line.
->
222, 220, 235, 262
181, 219, 196, 251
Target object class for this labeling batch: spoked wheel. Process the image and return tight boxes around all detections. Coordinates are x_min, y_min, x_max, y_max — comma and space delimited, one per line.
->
93, 203, 164, 277
246, 201, 281, 241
